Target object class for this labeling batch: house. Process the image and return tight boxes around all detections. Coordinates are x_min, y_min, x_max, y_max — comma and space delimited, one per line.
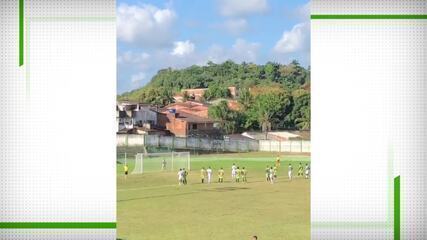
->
116, 102, 161, 132
173, 86, 238, 102
158, 104, 220, 138
116, 108, 134, 131
227, 86, 238, 98
173, 88, 208, 102
162, 101, 209, 118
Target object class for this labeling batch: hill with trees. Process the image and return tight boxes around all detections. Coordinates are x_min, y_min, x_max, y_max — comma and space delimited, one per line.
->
118, 60, 310, 132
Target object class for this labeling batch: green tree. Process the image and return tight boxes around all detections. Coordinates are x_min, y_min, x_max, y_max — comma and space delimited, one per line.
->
295, 107, 310, 130
237, 88, 252, 110
204, 84, 230, 101
133, 87, 174, 107
117, 60, 311, 133
208, 100, 237, 134
289, 93, 310, 130
263, 62, 280, 82
246, 91, 291, 138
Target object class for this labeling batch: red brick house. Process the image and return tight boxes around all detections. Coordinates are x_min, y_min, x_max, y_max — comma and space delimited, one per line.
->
158, 110, 218, 137
158, 102, 220, 137
163, 101, 209, 118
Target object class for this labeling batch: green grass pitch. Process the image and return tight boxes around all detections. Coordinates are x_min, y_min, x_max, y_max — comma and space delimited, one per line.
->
117, 152, 310, 240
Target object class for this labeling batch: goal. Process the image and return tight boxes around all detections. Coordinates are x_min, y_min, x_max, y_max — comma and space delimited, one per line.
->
132, 152, 191, 174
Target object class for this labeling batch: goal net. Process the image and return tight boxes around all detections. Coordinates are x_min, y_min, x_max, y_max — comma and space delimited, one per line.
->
132, 152, 191, 174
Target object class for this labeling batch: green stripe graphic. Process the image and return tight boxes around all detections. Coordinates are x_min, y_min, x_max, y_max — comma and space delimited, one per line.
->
311, 14, 427, 20
19, 0, 24, 66
0, 222, 116, 229
394, 176, 400, 240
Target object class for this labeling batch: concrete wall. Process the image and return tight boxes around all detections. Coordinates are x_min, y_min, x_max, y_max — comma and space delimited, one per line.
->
117, 134, 310, 153
259, 140, 311, 153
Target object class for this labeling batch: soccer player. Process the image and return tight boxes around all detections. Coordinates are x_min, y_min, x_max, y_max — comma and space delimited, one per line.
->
265, 165, 270, 182
305, 163, 310, 179
288, 163, 293, 181
177, 168, 183, 185
269, 167, 274, 184
241, 167, 247, 182
273, 166, 278, 180
235, 167, 241, 183
161, 159, 167, 171
275, 155, 281, 168
200, 167, 206, 184
218, 167, 225, 183
124, 164, 129, 179
298, 162, 303, 177
252, 236, 258, 240
182, 168, 188, 185
231, 163, 237, 180
206, 166, 213, 184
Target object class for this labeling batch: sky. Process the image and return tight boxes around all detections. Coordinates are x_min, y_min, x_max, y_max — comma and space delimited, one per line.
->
117, 0, 311, 93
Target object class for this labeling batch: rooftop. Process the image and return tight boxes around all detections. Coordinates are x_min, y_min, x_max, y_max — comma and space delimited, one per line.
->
175, 112, 216, 124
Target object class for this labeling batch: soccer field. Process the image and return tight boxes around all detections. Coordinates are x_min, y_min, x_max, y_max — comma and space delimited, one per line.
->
117, 152, 310, 240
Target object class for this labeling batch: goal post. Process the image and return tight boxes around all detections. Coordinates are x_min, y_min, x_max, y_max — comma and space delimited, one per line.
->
133, 153, 144, 174
131, 152, 191, 174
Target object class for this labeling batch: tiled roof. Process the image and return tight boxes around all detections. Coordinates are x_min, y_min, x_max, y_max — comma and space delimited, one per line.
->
162, 111, 216, 123
176, 112, 216, 123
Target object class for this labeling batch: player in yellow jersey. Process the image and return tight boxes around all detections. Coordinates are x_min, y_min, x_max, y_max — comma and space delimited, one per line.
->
241, 167, 247, 182
275, 155, 281, 168
218, 167, 225, 183
200, 167, 207, 184
235, 167, 241, 183
124, 164, 129, 179
183, 168, 188, 185
298, 162, 304, 177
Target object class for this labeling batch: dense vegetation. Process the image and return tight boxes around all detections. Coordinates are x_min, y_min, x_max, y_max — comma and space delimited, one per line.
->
119, 60, 310, 132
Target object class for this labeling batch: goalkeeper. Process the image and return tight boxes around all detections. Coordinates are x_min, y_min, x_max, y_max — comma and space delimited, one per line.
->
124, 164, 129, 179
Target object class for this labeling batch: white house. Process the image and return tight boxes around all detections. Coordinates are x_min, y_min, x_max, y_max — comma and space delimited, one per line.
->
116, 102, 159, 132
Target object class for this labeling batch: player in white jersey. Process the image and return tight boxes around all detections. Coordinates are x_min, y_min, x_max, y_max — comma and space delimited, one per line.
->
269, 167, 274, 184
231, 163, 237, 180
206, 166, 213, 183
177, 168, 183, 185
305, 163, 310, 179
288, 164, 293, 181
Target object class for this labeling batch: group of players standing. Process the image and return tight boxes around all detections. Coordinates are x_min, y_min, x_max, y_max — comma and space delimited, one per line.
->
230, 164, 248, 183
176, 156, 310, 185
265, 157, 310, 184
177, 168, 188, 185
198, 165, 248, 184
124, 156, 310, 185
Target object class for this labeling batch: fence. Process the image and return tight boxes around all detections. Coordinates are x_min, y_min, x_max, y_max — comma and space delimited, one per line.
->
117, 134, 259, 152
117, 134, 310, 153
